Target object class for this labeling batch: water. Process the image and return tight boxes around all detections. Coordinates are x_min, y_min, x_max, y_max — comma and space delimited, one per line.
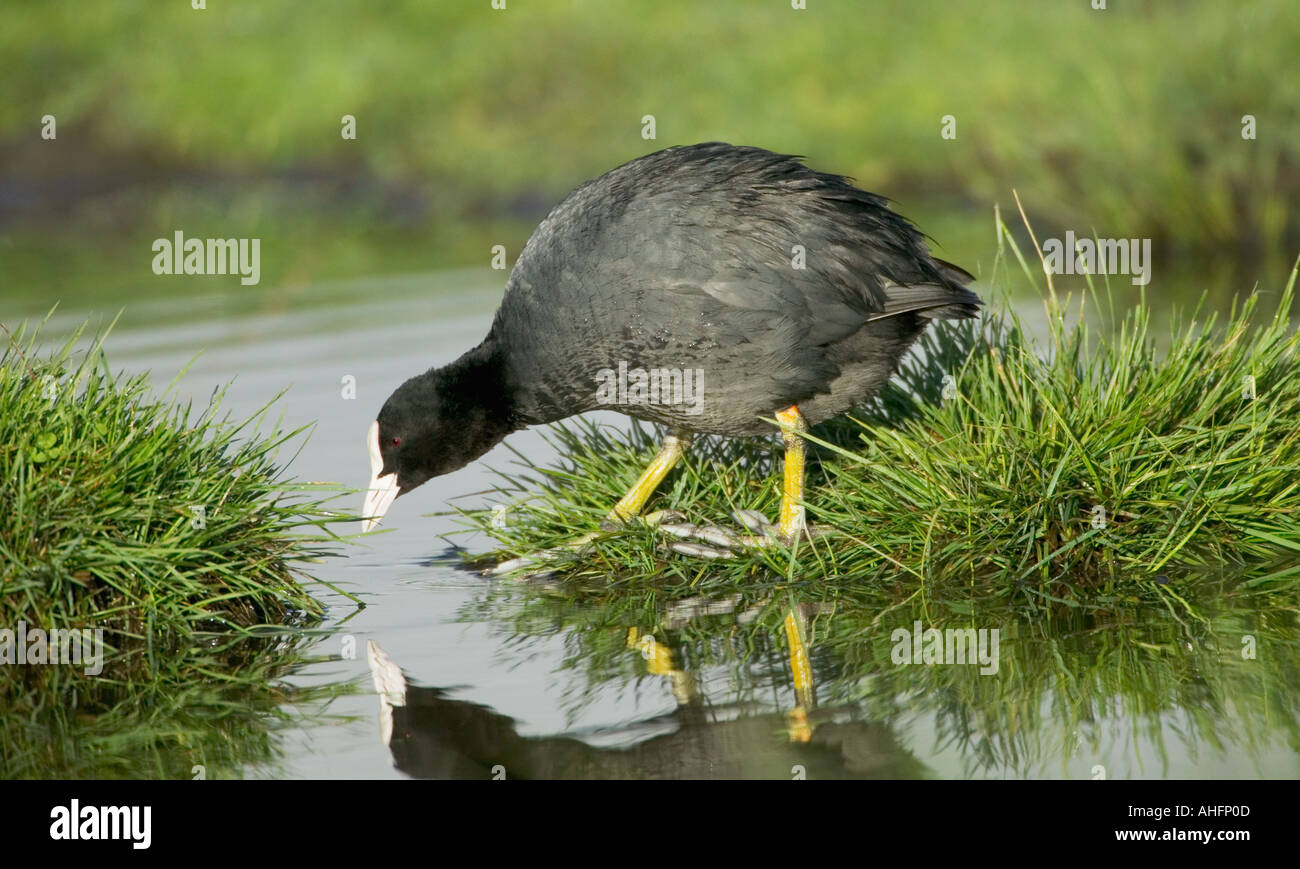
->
7, 269, 1300, 780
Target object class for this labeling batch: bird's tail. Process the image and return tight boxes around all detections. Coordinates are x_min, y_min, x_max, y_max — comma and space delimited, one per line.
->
917, 258, 981, 320
870, 258, 983, 322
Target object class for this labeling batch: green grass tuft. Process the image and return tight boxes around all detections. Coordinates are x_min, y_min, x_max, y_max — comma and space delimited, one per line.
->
1, 312, 351, 697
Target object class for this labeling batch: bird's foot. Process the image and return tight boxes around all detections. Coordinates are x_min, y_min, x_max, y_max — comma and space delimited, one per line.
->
656, 509, 835, 559
488, 530, 598, 578
488, 509, 686, 577
489, 509, 833, 576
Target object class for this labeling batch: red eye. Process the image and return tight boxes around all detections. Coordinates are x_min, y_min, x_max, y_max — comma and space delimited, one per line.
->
390, 436, 402, 447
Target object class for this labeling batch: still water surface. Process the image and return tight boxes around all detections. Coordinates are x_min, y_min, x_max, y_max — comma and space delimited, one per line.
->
11, 269, 1300, 779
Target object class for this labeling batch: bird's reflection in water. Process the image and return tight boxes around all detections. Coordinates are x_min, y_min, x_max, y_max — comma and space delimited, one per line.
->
366, 596, 924, 780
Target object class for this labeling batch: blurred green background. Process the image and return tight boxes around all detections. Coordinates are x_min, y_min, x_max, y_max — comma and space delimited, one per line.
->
1, 0, 1296, 308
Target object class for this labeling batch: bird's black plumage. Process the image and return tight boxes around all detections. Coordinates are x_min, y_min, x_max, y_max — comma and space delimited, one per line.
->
368, 142, 980, 514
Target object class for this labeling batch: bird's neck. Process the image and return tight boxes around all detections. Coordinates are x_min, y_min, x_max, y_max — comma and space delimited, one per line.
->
428, 339, 520, 451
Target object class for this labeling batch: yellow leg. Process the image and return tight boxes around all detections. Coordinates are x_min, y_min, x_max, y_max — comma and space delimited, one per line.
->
783, 607, 815, 742
627, 628, 698, 705
607, 431, 693, 524
776, 406, 808, 542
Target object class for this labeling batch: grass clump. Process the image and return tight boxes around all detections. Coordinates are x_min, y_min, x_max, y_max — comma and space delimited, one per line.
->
0, 315, 347, 694
0, 316, 358, 777
466, 219, 1300, 595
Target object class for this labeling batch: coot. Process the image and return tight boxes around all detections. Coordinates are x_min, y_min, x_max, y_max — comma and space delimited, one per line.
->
363, 142, 980, 548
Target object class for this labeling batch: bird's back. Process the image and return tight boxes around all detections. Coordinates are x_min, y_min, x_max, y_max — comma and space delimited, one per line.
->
490, 143, 980, 435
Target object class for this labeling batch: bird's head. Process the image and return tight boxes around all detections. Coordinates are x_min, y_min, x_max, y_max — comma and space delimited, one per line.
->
362, 367, 512, 532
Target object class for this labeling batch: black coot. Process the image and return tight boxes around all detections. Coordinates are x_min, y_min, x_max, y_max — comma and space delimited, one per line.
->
363, 142, 980, 545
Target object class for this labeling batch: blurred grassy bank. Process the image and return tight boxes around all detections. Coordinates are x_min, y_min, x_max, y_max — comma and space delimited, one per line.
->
1, 0, 1296, 302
